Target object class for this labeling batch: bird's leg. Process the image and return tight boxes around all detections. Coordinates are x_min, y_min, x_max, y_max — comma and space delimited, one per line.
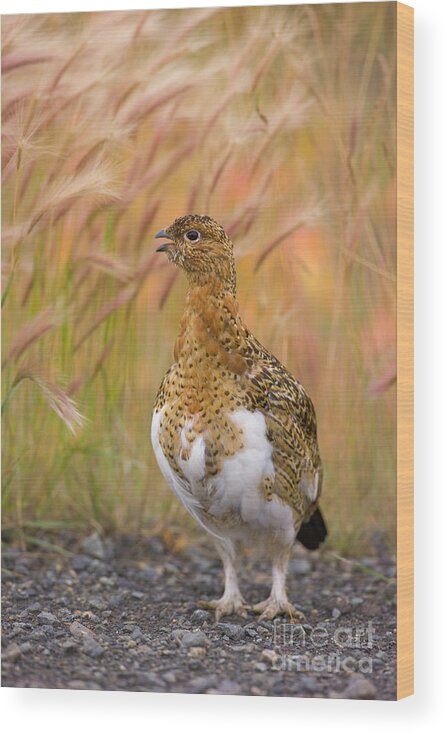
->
198, 539, 249, 621
251, 547, 304, 621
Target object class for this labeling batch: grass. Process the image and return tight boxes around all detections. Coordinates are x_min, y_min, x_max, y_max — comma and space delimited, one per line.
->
2, 4, 397, 555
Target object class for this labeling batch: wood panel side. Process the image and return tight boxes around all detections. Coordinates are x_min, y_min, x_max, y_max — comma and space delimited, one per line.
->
396, 0, 414, 701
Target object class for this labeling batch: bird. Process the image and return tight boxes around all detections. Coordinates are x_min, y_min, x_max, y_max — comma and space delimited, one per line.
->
151, 214, 327, 621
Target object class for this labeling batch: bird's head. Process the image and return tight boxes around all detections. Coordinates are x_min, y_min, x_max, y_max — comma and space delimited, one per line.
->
155, 214, 236, 293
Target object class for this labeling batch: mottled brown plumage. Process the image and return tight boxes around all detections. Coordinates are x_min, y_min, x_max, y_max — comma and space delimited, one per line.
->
152, 214, 326, 620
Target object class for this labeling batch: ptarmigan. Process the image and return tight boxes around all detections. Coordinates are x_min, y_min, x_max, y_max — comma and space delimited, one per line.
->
152, 214, 327, 621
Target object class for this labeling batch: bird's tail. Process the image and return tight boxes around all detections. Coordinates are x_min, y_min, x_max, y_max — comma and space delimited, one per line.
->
296, 507, 327, 550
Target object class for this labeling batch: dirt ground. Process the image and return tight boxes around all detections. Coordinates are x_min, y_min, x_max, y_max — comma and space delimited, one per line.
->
1, 533, 397, 699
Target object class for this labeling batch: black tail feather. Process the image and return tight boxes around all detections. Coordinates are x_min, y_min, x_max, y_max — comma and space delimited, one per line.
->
296, 507, 328, 550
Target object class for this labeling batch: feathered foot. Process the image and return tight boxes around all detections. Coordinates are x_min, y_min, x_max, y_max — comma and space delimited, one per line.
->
251, 596, 305, 622
199, 593, 249, 622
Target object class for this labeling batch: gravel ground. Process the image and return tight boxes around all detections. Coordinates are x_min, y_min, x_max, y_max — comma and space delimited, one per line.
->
1, 533, 397, 699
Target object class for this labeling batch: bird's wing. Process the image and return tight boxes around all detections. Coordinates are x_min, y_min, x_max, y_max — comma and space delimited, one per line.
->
241, 341, 322, 520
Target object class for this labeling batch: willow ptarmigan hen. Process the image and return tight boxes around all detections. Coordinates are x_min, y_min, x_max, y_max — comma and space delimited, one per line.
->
152, 214, 327, 621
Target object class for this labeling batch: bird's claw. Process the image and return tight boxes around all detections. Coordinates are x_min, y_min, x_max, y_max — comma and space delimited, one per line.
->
251, 598, 305, 622
198, 596, 249, 622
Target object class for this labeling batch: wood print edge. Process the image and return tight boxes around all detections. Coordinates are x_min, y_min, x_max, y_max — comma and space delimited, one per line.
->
396, 0, 414, 701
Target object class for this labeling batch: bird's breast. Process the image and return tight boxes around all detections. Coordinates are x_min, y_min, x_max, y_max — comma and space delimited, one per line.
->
152, 403, 295, 541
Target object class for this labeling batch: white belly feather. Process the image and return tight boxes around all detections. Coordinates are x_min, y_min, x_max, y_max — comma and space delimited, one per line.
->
151, 407, 295, 544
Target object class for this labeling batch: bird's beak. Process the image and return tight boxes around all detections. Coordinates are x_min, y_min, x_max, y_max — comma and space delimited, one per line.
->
155, 229, 174, 252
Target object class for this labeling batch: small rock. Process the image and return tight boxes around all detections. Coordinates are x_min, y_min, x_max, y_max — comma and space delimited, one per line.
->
189, 674, 218, 693
351, 597, 364, 606
257, 620, 273, 631
82, 636, 105, 658
136, 671, 165, 689
191, 609, 212, 626
209, 679, 242, 696
29, 629, 46, 641
175, 630, 210, 649
60, 639, 78, 654
217, 623, 245, 641
110, 592, 128, 608
131, 591, 145, 600
170, 628, 189, 645
289, 558, 311, 574
187, 646, 207, 658
69, 621, 95, 640
99, 576, 115, 587
71, 554, 91, 572
3, 642, 21, 662
41, 624, 55, 636
130, 626, 144, 641
9, 623, 25, 638
375, 650, 387, 660
68, 679, 87, 690
261, 649, 279, 665
245, 628, 257, 638
162, 671, 177, 684
90, 597, 107, 612
37, 611, 58, 625
254, 662, 267, 672
300, 675, 321, 693
137, 645, 153, 655
26, 602, 42, 613
187, 658, 202, 671
81, 533, 108, 561
335, 675, 377, 700
332, 607, 341, 620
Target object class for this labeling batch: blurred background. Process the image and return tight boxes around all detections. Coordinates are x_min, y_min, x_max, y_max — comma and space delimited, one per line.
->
2, 3, 397, 555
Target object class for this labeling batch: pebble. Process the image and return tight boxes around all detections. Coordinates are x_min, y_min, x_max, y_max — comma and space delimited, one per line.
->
170, 628, 189, 645
29, 629, 46, 641
26, 602, 42, 613
37, 611, 58, 624
3, 642, 22, 662
191, 609, 212, 626
209, 679, 242, 696
69, 621, 95, 640
40, 624, 55, 636
217, 623, 245, 641
71, 555, 91, 572
130, 626, 144, 641
162, 671, 177, 684
245, 628, 257, 638
300, 675, 321, 693
82, 637, 106, 658
187, 646, 208, 658
99, 576, 115, 587
179, 630, 210, 649
90, 597, 107, 611
81, 533, 108, 561
60, 640, 78, 654
334, 675, 377, 700
189, 674, 217, 693
254, 662, 267, 672
68, 679, 87, 690
136, 671, 165, 689
289, 558, 311, 575
261, 649, 279, 665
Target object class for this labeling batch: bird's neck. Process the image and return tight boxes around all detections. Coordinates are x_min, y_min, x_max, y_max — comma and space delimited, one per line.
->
174, 278, 246, 375
185, 258, 236, 296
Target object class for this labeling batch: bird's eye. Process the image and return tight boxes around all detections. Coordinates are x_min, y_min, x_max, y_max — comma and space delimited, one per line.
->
185, 229, 200, 242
